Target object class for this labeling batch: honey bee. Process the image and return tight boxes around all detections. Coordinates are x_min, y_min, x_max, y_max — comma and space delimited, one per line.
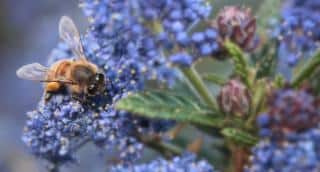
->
16, 16, 106, 101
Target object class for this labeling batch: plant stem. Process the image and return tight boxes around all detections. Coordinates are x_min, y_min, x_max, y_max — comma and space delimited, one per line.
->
145, 20, 218, 110
148, 140, 183, 158
292, 51, 320, 87
228, 143, 249, 172
202, 73, 227, 85
245, 81, 266, 128
181, 66, 218, 111
137, 134, 182, 158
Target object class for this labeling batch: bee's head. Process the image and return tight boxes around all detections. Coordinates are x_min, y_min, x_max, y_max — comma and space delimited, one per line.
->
87, 72, 106, 96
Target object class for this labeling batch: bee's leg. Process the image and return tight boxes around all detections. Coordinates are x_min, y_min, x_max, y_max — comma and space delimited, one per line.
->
44, 92, 53, 102
85, 96, 96, 108
71, 93, 95, 108
83, 95, 96, 108
71, 94, 83, 103
44, 82, 62, 103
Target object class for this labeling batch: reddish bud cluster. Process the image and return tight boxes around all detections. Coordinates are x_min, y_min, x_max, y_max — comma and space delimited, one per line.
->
267, 89, 320, 134
214, 6, 257, 52
217, 79, 251, 117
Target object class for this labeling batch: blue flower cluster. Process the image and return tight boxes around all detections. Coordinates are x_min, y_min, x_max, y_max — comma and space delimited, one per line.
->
22, 95, 86, 163
247, 88, 320, 171
110, 154, 215, 172
80, 0, 220, 67
80, 0, 176, 84
246, 127, 320, 172
272, 0, 320, 67
256, 88, 320, 139
134, 0, 220, 58
188, 29, 220, 57
21, 92, 144, 164
135, 0, 211, 27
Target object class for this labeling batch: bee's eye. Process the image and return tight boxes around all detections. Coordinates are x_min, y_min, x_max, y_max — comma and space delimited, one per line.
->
95, 73, 105, 81
87, 84, 97, 95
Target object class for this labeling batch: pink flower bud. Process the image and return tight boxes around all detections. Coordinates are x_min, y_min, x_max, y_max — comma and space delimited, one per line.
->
217, 79, 250, 117
214, 6, 258, 52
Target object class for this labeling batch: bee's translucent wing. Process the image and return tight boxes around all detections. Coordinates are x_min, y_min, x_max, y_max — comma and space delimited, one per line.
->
59, 16, 86, 60
16, 63, 76, 84
16, 63, 49, 81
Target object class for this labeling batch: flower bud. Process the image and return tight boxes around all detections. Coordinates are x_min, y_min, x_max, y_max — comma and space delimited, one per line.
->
217, 79, 251, 117
258, 88, 320, 138
214, 6, 258, 52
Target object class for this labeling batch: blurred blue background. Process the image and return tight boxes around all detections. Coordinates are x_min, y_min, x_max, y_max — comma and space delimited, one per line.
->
0, 0, 262, 171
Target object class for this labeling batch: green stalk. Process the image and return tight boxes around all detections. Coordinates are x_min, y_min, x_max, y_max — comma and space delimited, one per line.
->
145, 20, 218, 111
138, 134, 182, 158
148, 140, 183, 158
292, 51, 320, 87
181, 67, 218, 111
245, 82, 266, 128
202, 73, 227, 85
224, 41, 253, 90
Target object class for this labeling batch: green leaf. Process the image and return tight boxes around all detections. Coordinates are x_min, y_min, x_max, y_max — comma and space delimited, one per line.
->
221, 128, 258, 146
292, 51, 320, 87
274, 75, 285, 88
224, 41, 252, 88
145, 78, 198, 100
202, 73, 227, 85
254, 41, 278, 79
180, 67, 219, 110
251, 80, 266, 114
116, 91, 226, 128
245, 80, 268, 128
138, 134, 183, 158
